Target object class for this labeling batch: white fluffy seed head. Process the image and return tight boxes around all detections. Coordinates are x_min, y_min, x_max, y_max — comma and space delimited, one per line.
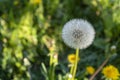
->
62, 19, 95, 49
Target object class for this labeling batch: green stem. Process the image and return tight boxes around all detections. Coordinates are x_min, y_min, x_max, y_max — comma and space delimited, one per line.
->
72, 49, 79, 80
49, 64, 55, 80
70, 65, 74, 75
68, 64, 74, 80
50, 54, 53, 66
51, 65, 55, 80
49, 53, 54, 80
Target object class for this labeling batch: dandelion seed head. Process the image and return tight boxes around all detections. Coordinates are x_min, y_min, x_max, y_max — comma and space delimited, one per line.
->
62, 19, 95, 49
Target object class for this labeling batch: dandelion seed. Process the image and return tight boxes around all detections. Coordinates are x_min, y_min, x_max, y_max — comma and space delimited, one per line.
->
111, 45, 116, 50
62, 19, 95, 49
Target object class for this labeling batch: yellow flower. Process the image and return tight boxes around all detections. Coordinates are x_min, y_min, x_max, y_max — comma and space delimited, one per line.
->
86, 66, 95, 75
67, 54, 80, 64
31, 0, 42, 4
102, 65, 120, 80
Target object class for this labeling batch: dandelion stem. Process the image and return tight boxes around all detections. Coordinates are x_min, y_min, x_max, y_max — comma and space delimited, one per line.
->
70, 65, 74, 75
72, 49, 79, 80
68, 64, 74, 80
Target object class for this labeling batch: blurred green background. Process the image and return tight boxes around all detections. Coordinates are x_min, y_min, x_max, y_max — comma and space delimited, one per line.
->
0, 0, 120, 80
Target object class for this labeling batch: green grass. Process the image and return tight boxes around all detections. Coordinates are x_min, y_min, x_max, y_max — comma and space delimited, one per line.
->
0, 0, 120, 80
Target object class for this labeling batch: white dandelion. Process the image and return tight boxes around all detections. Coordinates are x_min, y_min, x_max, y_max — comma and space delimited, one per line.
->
62, 19, 95, 49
